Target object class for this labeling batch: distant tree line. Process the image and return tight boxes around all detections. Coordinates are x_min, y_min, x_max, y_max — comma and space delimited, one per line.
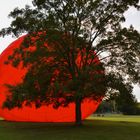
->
96, 91, 140, 115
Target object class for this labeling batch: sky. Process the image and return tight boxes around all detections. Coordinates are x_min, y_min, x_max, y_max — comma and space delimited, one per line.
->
0, 0, 140, 101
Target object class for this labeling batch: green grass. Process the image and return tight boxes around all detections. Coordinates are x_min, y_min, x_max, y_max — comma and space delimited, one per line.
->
0, 115, 140, 140
90, 114, 140, 123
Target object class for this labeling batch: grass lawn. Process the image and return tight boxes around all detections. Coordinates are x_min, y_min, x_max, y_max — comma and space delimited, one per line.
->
0, 115, 139, 140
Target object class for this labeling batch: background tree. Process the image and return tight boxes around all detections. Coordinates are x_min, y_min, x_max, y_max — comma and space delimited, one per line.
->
0, 0, 140, 125
115, 90, 138, 115
96, 88, 139, 115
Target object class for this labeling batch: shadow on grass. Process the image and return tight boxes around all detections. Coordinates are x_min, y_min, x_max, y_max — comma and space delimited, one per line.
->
0, 119, 140, 140
0, 118, 140, 130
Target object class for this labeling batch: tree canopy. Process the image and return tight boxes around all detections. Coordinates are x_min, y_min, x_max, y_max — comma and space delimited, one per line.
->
0, 0, 140, 125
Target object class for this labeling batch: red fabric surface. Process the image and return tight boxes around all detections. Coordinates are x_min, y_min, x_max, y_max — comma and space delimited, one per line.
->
0, 35, 101, 122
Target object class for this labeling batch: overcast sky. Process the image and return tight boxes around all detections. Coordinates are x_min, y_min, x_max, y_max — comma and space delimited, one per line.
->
0, 0, 140, 101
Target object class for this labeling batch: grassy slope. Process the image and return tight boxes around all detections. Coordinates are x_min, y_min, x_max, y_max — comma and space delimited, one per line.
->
0, 115, 139, 140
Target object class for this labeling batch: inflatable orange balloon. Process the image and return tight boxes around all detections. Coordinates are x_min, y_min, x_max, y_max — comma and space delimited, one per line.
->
0, 35, 102, 122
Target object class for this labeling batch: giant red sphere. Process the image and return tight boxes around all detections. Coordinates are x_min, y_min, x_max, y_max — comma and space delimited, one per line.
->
0, 35, 101, 122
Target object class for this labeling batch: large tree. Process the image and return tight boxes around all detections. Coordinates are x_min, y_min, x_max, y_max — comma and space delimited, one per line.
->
0, 0, 140, 125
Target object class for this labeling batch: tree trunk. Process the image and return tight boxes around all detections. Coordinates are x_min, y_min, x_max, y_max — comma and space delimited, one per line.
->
75, 97, 82, 126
